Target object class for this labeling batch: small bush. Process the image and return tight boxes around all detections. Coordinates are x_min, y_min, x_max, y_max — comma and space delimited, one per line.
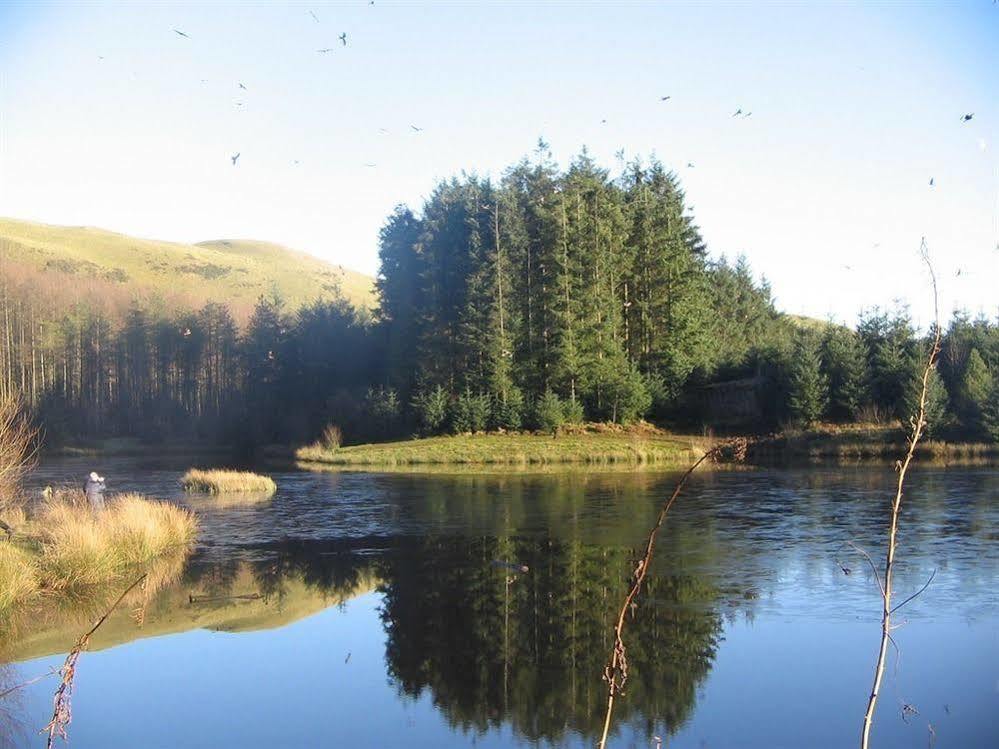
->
562, 397, 585, 425
413, 385, 449, 435
181, 469, 276, 495
449, 389, 489, 434
534, 390, 565, 433
492, 389, 524, 431
321, 423, 343, 451
365, 387, 401, 437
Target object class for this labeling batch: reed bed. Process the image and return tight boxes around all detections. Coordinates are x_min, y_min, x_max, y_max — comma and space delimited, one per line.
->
180, 469, 277, 495
31, 491, 198, 591
0, 543, 38, 618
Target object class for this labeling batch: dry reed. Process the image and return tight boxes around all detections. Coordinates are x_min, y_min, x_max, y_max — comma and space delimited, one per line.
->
180, 469, 276, 495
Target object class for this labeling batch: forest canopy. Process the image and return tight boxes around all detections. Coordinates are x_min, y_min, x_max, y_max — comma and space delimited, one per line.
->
1, 146, 997, 447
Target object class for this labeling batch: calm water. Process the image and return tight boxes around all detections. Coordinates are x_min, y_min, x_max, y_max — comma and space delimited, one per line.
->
2, 458, 997, 748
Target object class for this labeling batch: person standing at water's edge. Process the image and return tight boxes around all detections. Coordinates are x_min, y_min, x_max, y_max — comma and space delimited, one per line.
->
85, 471, 106, 510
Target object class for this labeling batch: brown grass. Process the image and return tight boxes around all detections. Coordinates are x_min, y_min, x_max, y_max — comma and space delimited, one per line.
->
31, 491, 197, 591
180, 469, 276, 495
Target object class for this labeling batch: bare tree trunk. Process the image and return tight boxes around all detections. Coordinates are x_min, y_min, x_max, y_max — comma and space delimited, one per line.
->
859, 243, 940, 749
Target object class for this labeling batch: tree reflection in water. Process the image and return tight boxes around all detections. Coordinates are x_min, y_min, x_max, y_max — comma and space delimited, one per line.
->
378, 536, 727, 744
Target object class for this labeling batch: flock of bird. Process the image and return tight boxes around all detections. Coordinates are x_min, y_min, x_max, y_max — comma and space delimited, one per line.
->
171, 9, 430, 169
165, 7, 989, 275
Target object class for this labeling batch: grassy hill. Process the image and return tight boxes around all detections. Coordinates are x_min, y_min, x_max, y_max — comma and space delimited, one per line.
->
0, 218, 376, 316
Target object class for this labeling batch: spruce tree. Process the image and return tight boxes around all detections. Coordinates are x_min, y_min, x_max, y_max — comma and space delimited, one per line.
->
821, 327, 868, 420
786, 334, 829, 426
956, 348, 992, 433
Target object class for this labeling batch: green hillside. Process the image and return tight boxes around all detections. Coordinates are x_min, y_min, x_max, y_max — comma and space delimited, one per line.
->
0, 218, 376, 315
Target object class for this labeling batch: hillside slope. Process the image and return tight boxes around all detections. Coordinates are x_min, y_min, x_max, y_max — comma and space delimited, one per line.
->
0, 218, 376, 315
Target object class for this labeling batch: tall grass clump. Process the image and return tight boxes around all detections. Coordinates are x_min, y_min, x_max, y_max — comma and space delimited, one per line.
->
35, 491, 198, 590
0, 543, 38, 617
321, 424, 342, 451
181, 469, 276, 495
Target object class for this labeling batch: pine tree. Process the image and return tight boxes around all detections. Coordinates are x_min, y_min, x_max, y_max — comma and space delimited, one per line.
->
981, 377, 999, 443
786, 334, 829, 426
956, 348, 992, 433
821, 327, 868, 420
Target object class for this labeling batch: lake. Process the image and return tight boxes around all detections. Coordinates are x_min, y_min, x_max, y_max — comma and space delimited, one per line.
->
2, 457, 996, 748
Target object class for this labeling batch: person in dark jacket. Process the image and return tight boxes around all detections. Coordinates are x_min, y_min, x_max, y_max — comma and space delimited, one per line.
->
85, 471, 106, 510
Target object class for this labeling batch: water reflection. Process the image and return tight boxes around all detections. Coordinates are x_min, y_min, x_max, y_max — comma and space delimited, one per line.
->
379, 536, 729, 743
3, 462, 996, 747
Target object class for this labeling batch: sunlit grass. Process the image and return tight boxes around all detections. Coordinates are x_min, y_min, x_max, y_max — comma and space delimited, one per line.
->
0, 543, 38, 618
33, 491, 198, 591
297, 430, 703, 467
181, 469, 277, 495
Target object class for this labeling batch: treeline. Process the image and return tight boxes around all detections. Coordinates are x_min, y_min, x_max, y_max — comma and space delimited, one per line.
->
376, 146, 999, 441
378, 145, 787, 433
2, 146, 997, 446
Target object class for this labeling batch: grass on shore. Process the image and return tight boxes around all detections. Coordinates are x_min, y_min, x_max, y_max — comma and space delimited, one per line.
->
750, 423, 997, 462
1, 491, 198, 618
297, 429, 704, 468
181, 469, 277, 495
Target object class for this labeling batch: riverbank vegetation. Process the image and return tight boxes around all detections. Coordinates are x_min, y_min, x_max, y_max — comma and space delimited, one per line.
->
1, 150, 996, 454
297, 426, 703, 467
180, 469, 276, 494
1, 491, 197, 618
0, 395, 197, 619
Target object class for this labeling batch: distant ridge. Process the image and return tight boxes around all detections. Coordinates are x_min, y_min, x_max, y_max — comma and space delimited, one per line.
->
0, 218, 376, 317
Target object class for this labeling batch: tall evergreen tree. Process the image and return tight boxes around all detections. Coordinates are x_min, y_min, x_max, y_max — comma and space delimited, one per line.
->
821, 327, 868, 420
786, 334, 829, 426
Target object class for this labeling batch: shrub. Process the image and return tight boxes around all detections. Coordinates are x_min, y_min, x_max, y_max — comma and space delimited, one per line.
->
181, 469, 276, 494
492, 388, 524, 431
365, 386, 401, 437
534, 390, 565, 433
980, 377, 999, 444
321, 423, 343, 451
0, 393, 36, 514
449, 389, 490, 434
413, 385, 449, 435
562, 397, 585, 425
610, 366, 653, 424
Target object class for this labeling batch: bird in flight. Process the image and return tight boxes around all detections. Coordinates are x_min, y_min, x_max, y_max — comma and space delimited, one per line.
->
173, 29, 189, 38
929, 177, 934, 187
686, 162, 695, 168
732, 108, 743, 117
364, 163, 377, 168
743, 111, 753, 117
231, 153, 240, 166
410, 125, 423, 132
378, 128, 389, 134
660, 95, 671, 101
238, 82, 247, 90
309, 10, 319, 22
317, 48, 334, 53
339, 32, 348, 46
961, 113, 974, 122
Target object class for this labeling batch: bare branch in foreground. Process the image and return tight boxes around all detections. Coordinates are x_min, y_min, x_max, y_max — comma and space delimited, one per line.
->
42, 574, 147, 748
597, 439, 743, 749
859, 240, 941, 749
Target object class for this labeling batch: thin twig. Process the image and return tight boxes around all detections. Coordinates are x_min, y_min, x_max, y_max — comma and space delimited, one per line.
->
890, 569, 936, 615
41, 574, 147, 748
847, 541, 886, 598
597, 439, 741, 749
859, 240, 940, 749
0, 669, 57, 700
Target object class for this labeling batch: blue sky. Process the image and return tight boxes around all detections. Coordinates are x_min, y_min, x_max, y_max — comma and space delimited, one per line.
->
1, 1, 996, 326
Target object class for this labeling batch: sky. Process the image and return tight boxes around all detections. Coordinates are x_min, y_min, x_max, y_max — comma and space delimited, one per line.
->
0, 1, 996, 328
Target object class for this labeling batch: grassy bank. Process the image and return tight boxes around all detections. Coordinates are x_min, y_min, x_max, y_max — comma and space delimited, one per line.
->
0, 491, 198, 619
296, 428, 706, 468
748, 423, 998, 463
181, 469, 276, 494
